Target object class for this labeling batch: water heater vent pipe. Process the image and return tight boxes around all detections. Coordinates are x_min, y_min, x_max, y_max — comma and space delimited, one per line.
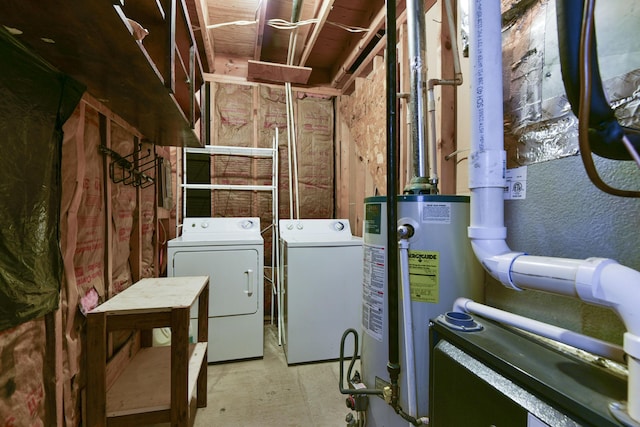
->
406, 0, 429, 181
468, 1, 640, 423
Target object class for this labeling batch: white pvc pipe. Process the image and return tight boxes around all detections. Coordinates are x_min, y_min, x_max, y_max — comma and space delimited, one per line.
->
427, 87, 438, 186
285, 82, 295, 219
453, 297, 626, 363
285, 82, 301, 219
181, 146, 187, 228
468, 1, 640, 422
290, 88, 300, 220
398, 238, 418, 423
630, 356, 640, 421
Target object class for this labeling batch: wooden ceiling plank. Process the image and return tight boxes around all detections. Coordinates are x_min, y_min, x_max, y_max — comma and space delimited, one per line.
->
247, 59, 312, 84
191, 0, 215, 72
340, 34, 386, 92
253, 0, 268, 60
339, 8, 408, 92
206, 0, 257, 59
330, 5, 386, 87
298, 0, 336, 67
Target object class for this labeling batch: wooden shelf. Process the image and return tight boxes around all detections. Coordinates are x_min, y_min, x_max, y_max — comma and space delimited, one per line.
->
106, 343, 207, 418
0, 0, 204, 147
87, 276, 209, 426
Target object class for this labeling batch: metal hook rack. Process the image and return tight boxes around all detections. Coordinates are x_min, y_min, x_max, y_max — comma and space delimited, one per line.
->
99, 143, 157, 188
132, 153, 158, 189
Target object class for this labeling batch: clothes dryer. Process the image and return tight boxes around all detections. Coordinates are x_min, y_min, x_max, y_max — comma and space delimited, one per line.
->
168, 217, 263, 362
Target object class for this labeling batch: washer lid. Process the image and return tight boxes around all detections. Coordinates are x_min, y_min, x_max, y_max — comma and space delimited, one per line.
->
279, 219, 357, 244
282, 236, 363, 247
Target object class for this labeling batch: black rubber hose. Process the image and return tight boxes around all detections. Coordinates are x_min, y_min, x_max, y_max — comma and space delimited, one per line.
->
338, 328, 383, 396
556, 0, 640, 160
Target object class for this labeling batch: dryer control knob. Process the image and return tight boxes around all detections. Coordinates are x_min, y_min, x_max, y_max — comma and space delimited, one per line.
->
334, 222, 345, 231
201, 221, 209, 229
242, 220, 254, 229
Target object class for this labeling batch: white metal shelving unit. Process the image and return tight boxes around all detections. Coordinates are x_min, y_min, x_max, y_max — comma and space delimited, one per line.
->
180, 135, 282, 337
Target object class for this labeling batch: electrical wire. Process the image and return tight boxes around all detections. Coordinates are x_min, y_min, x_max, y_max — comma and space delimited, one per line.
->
578, 0, 640, 197
325, 20, 370, 33
207, 17, 372, 34
206, 20, 257, 30
622, 134, 640, 167
268, 17, 319, 30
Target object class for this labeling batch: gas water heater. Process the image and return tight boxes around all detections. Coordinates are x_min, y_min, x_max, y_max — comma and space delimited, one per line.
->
359, 194, 483, 425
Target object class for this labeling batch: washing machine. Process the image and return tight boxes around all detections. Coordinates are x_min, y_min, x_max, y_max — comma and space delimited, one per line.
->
168, 217, 264, 363
279, 219, 363, 365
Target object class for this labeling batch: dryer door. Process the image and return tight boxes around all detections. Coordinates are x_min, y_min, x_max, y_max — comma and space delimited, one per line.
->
172, 248, 260, 317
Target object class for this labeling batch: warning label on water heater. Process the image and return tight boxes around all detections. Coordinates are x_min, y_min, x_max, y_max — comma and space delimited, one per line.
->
408, 250, 439, 303
422, 202, 451, 224
362, 243, 385, 342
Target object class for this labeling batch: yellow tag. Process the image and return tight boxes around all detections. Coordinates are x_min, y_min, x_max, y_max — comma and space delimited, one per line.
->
408, 250, 439, 303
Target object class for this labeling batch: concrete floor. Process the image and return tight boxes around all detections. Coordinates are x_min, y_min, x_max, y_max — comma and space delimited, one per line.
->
192, 324, 354, 427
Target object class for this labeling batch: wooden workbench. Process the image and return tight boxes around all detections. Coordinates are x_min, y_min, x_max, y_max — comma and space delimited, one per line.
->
86, 276, 209, 426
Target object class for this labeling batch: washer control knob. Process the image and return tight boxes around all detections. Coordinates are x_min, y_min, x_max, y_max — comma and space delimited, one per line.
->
334, 222, 345, 231
287, 223, 294, 230
242, 220, 254, 229
296, 222, 304, 230
201, 221, 209, 229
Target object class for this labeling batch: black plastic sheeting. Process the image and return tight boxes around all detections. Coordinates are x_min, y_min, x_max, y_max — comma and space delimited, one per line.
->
0, 27, 85, 330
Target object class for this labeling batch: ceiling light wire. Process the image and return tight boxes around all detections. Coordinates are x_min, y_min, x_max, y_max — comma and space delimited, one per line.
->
206, 17, 372, 34
325, 21, 370, 33
206, 20, 257, 30
268, 18, 319, 30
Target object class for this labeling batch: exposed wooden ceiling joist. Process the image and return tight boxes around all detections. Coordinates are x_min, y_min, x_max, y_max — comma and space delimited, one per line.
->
330, 5, 387, 87
253, 0, 268, 59
188, 0, 215, 72
339, 7, 408, 93
298, 0, 336, 67
198, 0, 410, 93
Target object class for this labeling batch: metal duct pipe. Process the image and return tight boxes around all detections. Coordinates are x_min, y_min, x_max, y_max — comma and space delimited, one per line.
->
405, 0, 429, 183
291, 0, 303, 22
287, 0, 304, 65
